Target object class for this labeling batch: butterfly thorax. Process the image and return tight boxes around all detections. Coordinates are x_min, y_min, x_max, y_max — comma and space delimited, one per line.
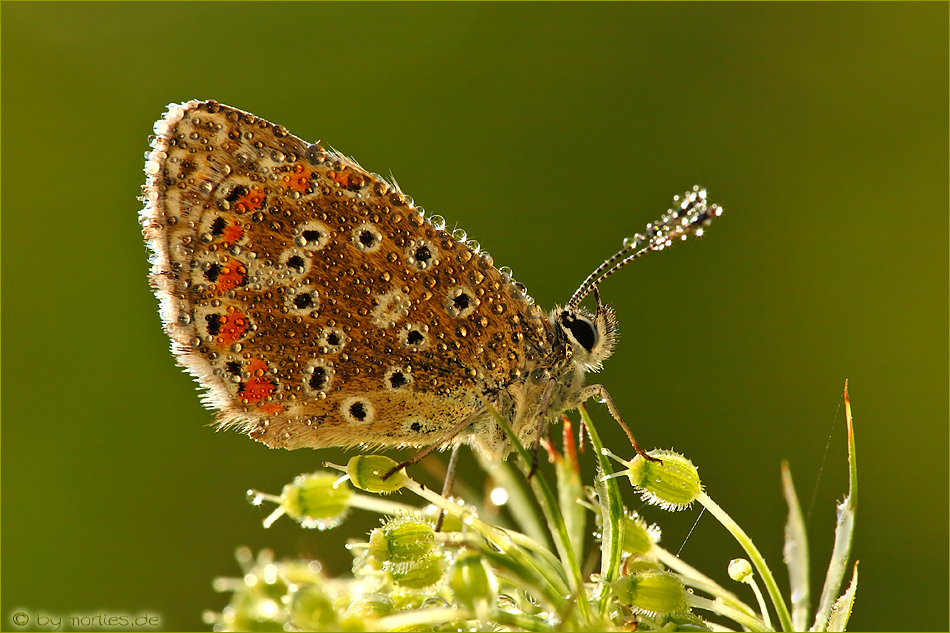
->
466, 302, 618, 462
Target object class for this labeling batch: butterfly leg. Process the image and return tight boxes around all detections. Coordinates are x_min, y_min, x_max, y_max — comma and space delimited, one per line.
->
435, 445, 461, 532
383, 408, 483, 481
575, 384, 661, 463
527, 377, 559, 480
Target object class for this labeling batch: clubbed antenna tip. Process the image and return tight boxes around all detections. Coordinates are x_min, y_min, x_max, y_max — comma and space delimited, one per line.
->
566, 186, 723, 311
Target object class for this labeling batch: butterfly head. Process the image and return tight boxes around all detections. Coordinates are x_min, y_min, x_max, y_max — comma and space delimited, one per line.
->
553, 288, 617, 373
554, 187, 722, 374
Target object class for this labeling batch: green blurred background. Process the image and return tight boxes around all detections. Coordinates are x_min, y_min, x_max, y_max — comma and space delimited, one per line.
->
3, 3, 946, 631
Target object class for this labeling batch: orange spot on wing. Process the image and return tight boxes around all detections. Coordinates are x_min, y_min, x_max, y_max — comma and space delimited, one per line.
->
282, 163, 311, 192
257, 403, 285, 414
214, 309, 249, 346
329, 169, 350, 188
247, 359, 268, 375
213, 258, 247, 293
235, 188, 266, 213
240, 359, 277, 403
222, 223, 244, 244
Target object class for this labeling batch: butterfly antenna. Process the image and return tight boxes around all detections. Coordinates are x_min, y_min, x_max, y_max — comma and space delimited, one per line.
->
566, 186, 723, 311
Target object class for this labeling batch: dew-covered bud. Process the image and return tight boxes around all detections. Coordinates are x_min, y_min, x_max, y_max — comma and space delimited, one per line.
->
623, 557, 663, 576
289, 583, 339, 631
369, 517, 436, 564
283, 472, 351, 527
449, 551, 497, 610
279, 559, 326, 589
249, 471, 352, 529
624, 450, 702, 511
622, 511, 661, 555
389, 551, 447, 589
390, 592, 427, 611
347, 455, 409, 493
346, 592, 394, 618
728, 558, 753, 583
612, 569, 689, 616
206, 549, 298, 631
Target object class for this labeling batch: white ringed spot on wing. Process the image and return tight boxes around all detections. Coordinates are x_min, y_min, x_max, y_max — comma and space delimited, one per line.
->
341, 396, 375, 426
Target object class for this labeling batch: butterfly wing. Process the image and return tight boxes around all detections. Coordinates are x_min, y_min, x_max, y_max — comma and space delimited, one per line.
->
141, 100, 554, 452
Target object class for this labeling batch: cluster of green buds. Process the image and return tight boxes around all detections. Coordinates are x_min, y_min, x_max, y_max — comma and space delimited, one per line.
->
208, 393, 858, 631
366, 516, 446, 589
202, 547, 361, 631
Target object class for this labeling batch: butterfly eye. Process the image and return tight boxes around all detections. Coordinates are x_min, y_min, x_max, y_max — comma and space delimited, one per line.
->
560, 312, 598, 353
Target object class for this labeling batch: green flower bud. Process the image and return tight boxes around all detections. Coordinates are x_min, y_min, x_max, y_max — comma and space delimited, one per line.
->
250, 471, 352, 529
290, 583, 339, 631
347, 455, 409, 493
449, 551, 497, 610
346, 592, 394, 618
622, 511, 660, 555
369, 517, 436, 564
221, 589, 285, 632
612, 569, 689, 616
283, 472, 352, 528
279, 560, 326, 591
623, 557, 663, 576
389, 592, 427, 611
727, 558, 753, 583
389, 551, 447, 589
625, 450, 702, 511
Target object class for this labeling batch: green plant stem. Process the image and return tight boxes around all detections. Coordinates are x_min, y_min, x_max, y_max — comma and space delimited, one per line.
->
578, 405, 624, 617
488, 408, 595, 624
813, 383, 859, 632
697, 491, 793, 632
401, 478, 570, 609
480, 548, 567, 611
652, 547, 754, 617
377, 607, 470, 630
489, 457, 552, 549
524, 457, 595, 623
687, 595, 772, 632
491, 610, 557, 632
780, 461, 810, 631
747, 577, 773, 630
347, 492, 420, 515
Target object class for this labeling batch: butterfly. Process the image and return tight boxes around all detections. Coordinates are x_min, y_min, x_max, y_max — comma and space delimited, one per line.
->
140, 100, 720, 472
